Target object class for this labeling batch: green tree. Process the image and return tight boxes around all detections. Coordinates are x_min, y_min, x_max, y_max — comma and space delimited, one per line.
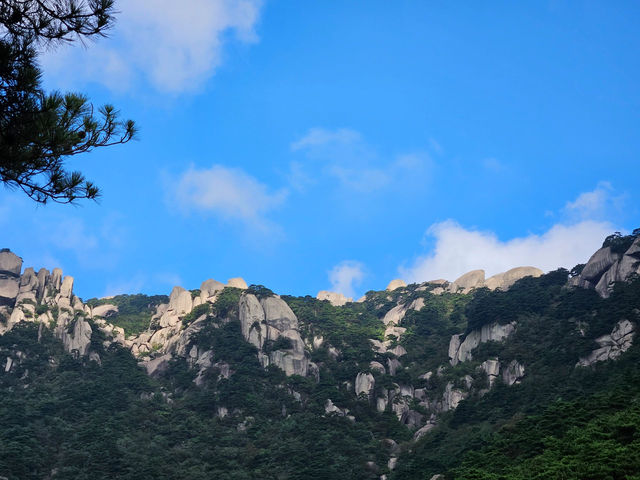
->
0, 0, 136, 203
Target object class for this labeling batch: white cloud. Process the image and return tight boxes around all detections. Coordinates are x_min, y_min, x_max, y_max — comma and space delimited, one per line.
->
172, 164, 287, 227
400, 183, 627, 283
329, 261, 365, 299
563, 181, 625, 222
290, 127, 432, 193
400, 220, 613, 284
42, 0, 263, 93
290, 128, 362, 151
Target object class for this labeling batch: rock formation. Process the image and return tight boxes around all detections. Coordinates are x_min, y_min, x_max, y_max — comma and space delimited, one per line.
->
570, 236, 640, 297
386, 279, 407, 291
316, 290, 352, 306
449, 322, 516, 365
0, 249, 22, 308
577, 320, 636, 366
239, 293, 310, 376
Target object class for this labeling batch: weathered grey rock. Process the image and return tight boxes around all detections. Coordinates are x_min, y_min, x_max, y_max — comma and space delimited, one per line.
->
382, 304, 406, 326
264, 348, 309, 376
36, 268, 49, 300
485, 267, 543, 291
0, 250, 22, 276
355, 372, 375, 397
0, 277, 19, 306
387, 358, 402, 376
50, 268, 63, 291
92, 304, 118, 318
414, 421, 437, 440
312, 335, 324, 349
578, 320, 635, 366
376, 395, 388, 412
143, 353, 172, 377
441, 382, 467, 411
59, 318, 92, 357
386, 279, 407, 291
227, 277, 248, 289
448, 270, 485, 293
385, 325, 406, 339
59, 276, 74, 298
316, 290, 352, 306
570, 239, 640, 297
389, 345, 407, 358
502, 360, 525, 385
369, 361, 386, 374
261, 296, 298, 331
168, 286, 193, 315
480, 358, 501, 386
324, 399, 349, 416
200, 279, 225, 299
449, 322, 516, 365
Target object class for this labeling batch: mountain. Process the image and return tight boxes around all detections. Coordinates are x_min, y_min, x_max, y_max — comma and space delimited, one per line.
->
0, 231, 639, 479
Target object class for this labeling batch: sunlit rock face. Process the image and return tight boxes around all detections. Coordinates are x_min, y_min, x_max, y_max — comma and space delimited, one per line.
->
570, 237, 640, 298
578, 320, 636, 366
316, 290, 352, 306
239, 293, 310, 377
0, 250, 22, 307
449, 322, 516, 366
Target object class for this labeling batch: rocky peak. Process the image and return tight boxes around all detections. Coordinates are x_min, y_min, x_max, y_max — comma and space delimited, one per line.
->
570, 234, 640, 298
316, 290, 352, 306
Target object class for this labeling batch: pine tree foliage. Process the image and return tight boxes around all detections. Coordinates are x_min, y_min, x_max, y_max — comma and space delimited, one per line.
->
0, 0, 135, 203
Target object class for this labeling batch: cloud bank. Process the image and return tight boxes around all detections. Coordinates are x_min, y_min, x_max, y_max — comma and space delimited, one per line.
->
400, 184, 623, 283
329, 261, 365, 299
42, 0, 264, 93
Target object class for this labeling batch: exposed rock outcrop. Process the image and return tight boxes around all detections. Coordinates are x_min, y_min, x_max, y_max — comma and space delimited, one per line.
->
59, 317, 92, 358
355, 372, 375, 397
502, 359, 525, 385
570, 237, 640, 297
316, 290, 352, 306
386, 279, 407, 291
238, 293, 310, 377
449, 322, 516, 365
578, 320, 636, 366
448, 270, 485, 294
480, 358, 501, 386
485, 267, 543, 291
227, 277, 248, 289
0, 250, 22, 307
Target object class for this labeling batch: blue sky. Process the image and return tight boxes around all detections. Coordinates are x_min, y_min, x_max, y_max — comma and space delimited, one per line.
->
2, 1, 639, 300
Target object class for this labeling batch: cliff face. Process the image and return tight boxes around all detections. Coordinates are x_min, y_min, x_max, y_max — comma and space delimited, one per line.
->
569, 234, 640, 297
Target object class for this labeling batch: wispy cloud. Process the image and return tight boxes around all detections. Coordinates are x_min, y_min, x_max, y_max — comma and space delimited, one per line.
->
171, 164, 287, 228
563, 181, 625, 222
290, 127, 432, 193
291, 128, 362, 151
42, 0, 264, 93
328, 261, 365, 299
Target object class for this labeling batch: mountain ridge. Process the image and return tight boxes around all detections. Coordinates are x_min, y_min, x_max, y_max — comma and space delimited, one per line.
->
1, 231, 639, 479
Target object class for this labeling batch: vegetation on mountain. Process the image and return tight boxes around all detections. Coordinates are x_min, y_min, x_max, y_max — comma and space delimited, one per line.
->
0, 0, 135, 203
86, 294, 168, 336
1, 238, 640, 478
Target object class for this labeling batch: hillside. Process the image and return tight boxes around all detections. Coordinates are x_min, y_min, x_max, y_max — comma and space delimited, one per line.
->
0, 231, 639, 479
